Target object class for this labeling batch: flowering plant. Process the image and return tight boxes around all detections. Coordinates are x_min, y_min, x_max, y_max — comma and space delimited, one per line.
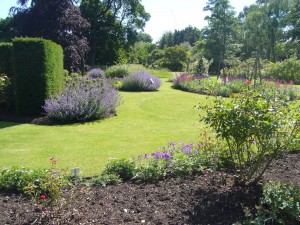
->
121, 70, 161, 91
200, 90, 300, 185
43, 77, 121, 122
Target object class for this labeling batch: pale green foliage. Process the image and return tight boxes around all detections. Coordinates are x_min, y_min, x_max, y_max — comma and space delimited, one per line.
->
264, 55, 300, 84
201, 89, 300, 184
241, 182, 300, 225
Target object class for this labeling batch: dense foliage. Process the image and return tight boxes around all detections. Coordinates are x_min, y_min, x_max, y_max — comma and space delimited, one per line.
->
13, 38, 64, 116
80, 0, 150, 66
242, 182, 300, 224
12, 0, 90, 72
103, 65, 130, 78
43, 77, 121, 122
121, 71, 161, 91
264, 56, 300, 84
0, 43, 13, 77
88, 68, 104, 79
201, 89, 300, 184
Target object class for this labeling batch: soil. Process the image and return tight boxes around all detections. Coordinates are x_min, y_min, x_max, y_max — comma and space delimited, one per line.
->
1, 113, 300, 225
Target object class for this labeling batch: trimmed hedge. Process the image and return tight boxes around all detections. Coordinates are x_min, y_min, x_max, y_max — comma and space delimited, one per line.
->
0, 43, 13, 77
13, 38, 64, 116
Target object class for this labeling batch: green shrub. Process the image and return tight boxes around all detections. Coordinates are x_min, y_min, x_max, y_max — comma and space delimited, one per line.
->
0, 167, 46, 193
201, 90, 300, 185
0, 74, 11, 106
242, 182, 300, 224
91, 174, 122, 187
13, 38, 64, 116
264, 55, 300, 84
0, 43, 13, 77
103, 158, 135, 181
104, 65, 129, 78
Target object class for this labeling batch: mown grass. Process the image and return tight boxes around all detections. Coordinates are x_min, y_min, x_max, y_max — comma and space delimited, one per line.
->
0, 68, 213, 176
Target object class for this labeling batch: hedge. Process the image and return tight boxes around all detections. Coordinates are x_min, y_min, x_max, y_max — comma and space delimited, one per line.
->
0, 43, 13, 77
13, 38, 64, 116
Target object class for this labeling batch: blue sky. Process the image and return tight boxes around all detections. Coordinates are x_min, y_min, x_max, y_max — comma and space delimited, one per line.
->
0, 0, 256, 42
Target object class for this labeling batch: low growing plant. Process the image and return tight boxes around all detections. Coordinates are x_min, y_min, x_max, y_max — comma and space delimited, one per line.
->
88, 68, 104, 79
0, 157, 69, 204
91, 174, 122, 187
43, 77, 121, 122
104, 65, 129, 78
241, 182, 300, 224
121, 70, 161, 91
201, 88, 300, 185
103, 158, 135, 181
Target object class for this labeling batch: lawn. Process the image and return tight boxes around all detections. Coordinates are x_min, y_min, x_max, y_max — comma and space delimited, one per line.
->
0, 75, 213, 176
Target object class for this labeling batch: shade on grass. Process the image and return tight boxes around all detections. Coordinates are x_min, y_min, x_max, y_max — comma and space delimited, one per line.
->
0, 77, 213, 176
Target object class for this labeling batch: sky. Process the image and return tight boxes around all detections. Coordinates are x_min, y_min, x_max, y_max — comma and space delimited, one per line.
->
0, 0, 257, 42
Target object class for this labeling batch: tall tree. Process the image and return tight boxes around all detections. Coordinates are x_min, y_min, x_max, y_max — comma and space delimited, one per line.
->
12, 0, 90, 72
203, 0, 238, 75
80, 0, 150, 66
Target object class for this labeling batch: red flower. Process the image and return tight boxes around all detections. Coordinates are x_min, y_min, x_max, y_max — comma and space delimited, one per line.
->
40, 194, 46, 200
243, 80, 251, 85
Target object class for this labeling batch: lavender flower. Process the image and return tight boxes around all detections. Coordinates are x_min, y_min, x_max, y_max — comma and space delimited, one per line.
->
121, 71, 161, 91
88, 68, 104, 79
43, 77, 121, 122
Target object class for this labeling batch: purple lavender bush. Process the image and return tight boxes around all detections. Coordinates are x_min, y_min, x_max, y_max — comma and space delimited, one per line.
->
88, 68, 104, 79
43, 77, 121, 122
121, 71, 161, 91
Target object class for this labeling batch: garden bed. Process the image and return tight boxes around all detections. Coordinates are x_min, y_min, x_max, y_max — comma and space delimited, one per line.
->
0, 151, 299, 225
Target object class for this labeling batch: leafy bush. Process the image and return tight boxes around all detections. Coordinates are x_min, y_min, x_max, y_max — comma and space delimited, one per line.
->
242, 182, 300, 224
0, 158, 68, 204
104, 65, 129, 78
121, 71, 161, 91
0, 74, 11, 106
0, 43, 13, 77
0, 167, 46, 193
13, 38, 64, 116
201, 90, 300, 185
103, 158, 135, 181
43, 77, 121, 122
88, 68, 104, 79
91, 174, 122, 187
264, 55, 300, 84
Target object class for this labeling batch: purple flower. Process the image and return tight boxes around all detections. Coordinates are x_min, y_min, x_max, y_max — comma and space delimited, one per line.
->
43, 77, 121, 122
144, 154, 150, 159
121, 71, 161, 91
88, 68, 104, 79
138, 154, 143, 159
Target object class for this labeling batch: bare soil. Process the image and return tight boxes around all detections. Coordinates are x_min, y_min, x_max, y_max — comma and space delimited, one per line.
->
0, 152, 299, 225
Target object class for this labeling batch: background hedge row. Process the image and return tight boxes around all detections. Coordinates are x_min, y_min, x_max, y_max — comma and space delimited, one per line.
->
0, 43, 13, 77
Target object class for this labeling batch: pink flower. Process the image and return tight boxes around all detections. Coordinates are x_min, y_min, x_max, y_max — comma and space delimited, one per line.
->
40, 194, 46, 200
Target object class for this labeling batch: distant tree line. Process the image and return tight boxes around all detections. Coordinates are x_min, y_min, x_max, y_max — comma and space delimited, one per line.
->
0, 0, 299, 73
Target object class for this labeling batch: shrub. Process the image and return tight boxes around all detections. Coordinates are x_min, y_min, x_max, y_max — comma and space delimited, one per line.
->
264, 55, 300, 84
0, 43, 13, 77
201, 89, 300, 185
121, 71, 161, 91
104, 65, 129, 78
242, 182, 300, 224
103, 158, 135, 181
91, 174, 122, 187
133, 138, 220, 182
13, 38, 64, 116
43, 77, 121, 122
0, 162, 68, 204
88, 68, 104, 79
0, 74, 11, 106
0, 167, 46, 193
